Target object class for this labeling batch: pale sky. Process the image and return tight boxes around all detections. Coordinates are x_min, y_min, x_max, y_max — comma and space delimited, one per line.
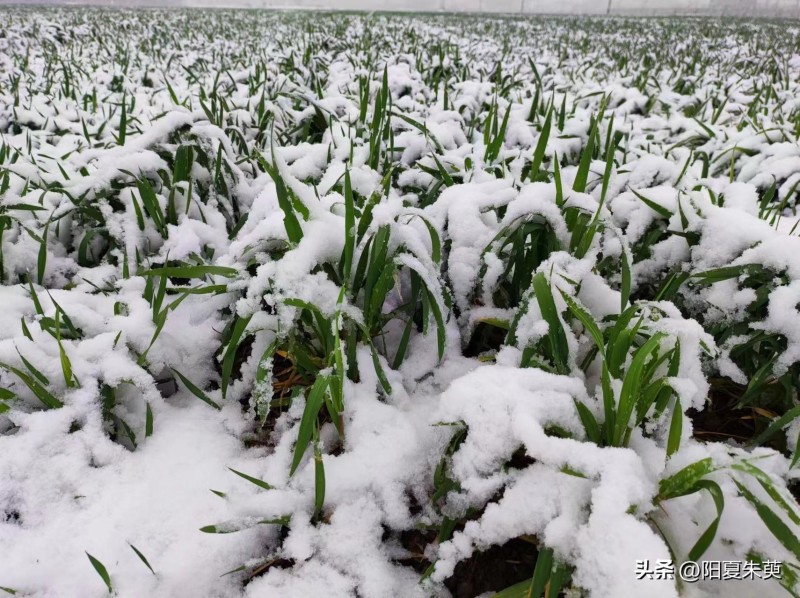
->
1, 0, 799, 17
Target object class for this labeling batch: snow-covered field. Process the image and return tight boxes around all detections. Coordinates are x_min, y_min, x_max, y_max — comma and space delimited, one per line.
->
1, 7, 800, 598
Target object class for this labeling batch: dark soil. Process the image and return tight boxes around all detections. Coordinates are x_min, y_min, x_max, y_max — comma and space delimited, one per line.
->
444, 537, 539, 598
463, 322, 507, 358
395, 528, 438, 574
688, 382, 757, 446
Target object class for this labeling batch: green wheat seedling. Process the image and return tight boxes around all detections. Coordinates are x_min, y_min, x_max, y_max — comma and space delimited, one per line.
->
2, 8, 800, 597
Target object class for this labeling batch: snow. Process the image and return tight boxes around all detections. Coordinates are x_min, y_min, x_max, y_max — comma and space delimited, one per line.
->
0, 400, 264, 597
1, 7, 800, 598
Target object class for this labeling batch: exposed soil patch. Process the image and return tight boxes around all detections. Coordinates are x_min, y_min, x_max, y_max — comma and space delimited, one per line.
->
689, 383, 757, 446
444, 537, 539, 597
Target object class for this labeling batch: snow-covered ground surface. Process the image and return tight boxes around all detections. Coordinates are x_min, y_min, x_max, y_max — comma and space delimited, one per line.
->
1, 8, 800, 598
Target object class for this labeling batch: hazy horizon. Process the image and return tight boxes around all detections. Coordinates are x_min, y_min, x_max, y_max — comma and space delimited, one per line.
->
0, 0, 799, 17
